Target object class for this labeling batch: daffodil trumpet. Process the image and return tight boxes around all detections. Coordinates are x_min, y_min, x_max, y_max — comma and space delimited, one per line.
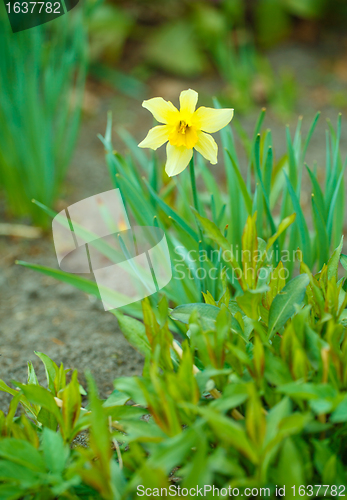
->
138, 89, 234, 177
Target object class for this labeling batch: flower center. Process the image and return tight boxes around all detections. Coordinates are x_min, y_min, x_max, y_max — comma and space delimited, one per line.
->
178, 120, 188, 134
168, 117, 198, 149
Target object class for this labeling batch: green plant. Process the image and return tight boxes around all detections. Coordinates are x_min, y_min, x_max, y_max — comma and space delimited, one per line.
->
18, 106, 345, 318
2, 226, 347, 496
6, 103, 347, 494
0, 9, 87, 227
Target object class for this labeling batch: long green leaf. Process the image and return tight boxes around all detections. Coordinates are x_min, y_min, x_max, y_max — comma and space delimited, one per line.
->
268, 274, 309, 339
283, 172, 312, 266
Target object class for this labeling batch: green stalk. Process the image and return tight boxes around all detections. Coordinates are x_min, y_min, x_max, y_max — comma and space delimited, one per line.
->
189, 154, 200, 214
190, 154, 207, 297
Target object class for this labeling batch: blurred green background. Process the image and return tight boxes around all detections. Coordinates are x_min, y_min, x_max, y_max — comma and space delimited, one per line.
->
1, 0, 347, 226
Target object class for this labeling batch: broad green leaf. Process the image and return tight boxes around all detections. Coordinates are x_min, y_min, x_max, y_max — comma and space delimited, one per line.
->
86, 372, 112, 464
0, 439, 45, 473
104, 405, 146, 422
210, 384, 249, 412
0, 380, 37, 420
34, 352, 57, 395
113, 377, 147, 407
41, 428, 68, 474
171, 303, 242, 337
62, 370, 82, 438
276, 438, 304, 491
263, 261, 286, 309
27, 362, 39, 386
0, 484, 26, 500
37, 407, 58, 431
147, 427, 198, 474
0, 461, 40, 488
236, 290, 263, 321
103, 390, 130, 407
171, 303, 220, 328
198, 407, 259, 464
113, 311, 151, 356
14, 383, 63, 427
268, 274, 309, 338
264, 397, 292, 445
277, 382, 336, 400
327, 236, 343, 280
330, 396, 347, 423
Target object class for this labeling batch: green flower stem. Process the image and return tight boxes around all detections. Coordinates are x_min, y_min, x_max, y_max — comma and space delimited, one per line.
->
189, 154, 205, 298
189, 154, 200, 214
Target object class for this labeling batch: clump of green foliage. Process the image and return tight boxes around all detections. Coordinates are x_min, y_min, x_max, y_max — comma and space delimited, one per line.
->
2, 225, 347, 497
9, 107, 347, 496
21, 109, 345, 319
0, 10, 87, 227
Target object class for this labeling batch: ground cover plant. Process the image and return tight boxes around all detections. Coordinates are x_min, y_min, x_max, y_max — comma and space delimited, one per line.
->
2, 91, 347, 497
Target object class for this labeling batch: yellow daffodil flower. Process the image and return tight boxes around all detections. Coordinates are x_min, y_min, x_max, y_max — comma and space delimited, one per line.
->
138, 89, 234, 177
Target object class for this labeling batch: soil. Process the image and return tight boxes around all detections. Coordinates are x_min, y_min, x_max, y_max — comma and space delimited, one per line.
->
1, 41, 347, 410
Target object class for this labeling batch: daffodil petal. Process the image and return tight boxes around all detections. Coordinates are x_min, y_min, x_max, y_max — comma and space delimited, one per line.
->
179, 89, 198, 115
165, 143, 193, 177
142, 97, 178, 124
138, 125, 170, 150
194, 131, 218, 164
193, 107, 234, 133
